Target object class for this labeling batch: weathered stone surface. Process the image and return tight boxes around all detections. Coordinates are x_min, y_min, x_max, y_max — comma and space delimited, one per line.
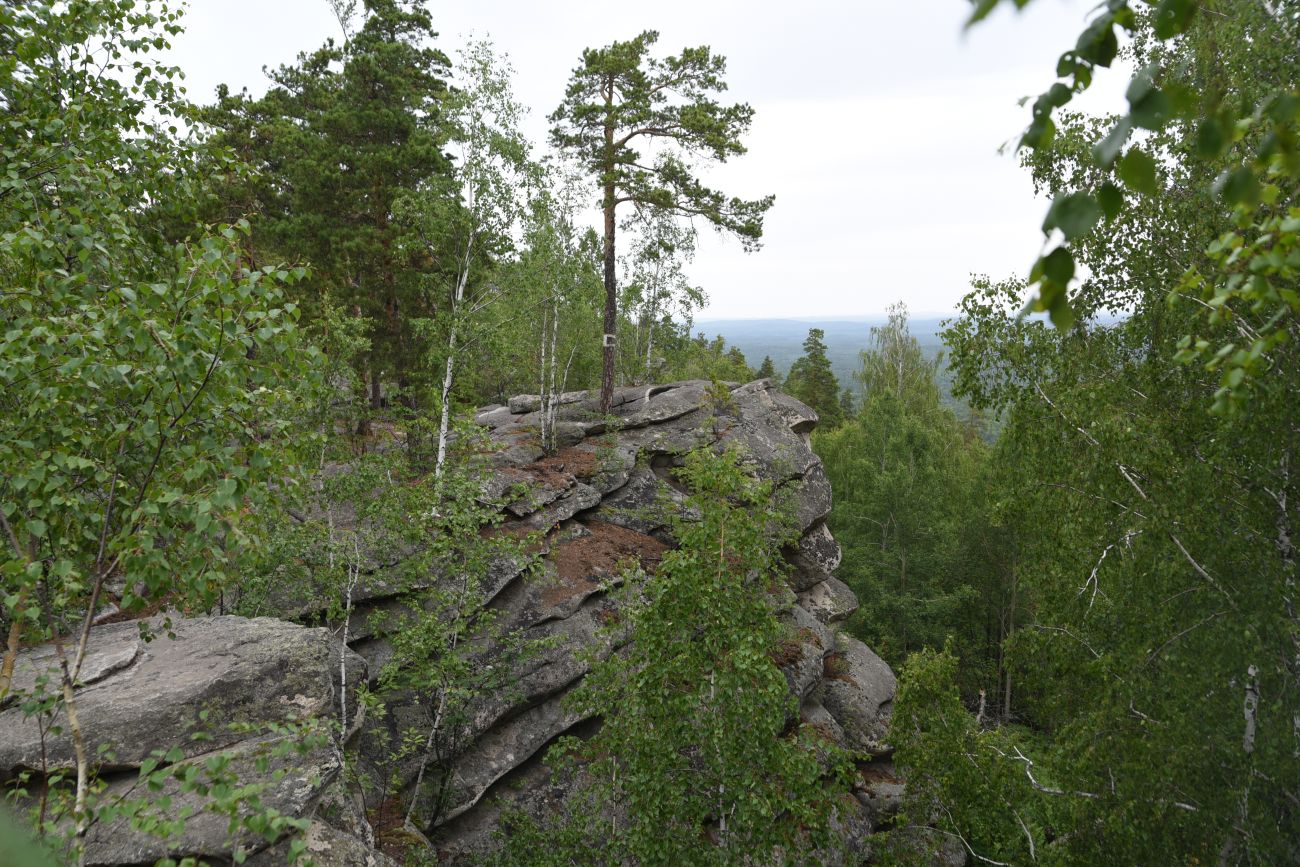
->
519, 481, 600, 533
371, 381, 901, 860
439, 692, 589, 824
0, 617, 366, 778
588, 465, 686, 537
786, 521, 842, 590
474, 405, 515, 430
486, 424, 545, 467
6, 380, 898, 865
787, 462, 834, 533
853, 760, 905, 825
5, 627, 141, 702
249, 821, 400, 867
508, 394, 541, 414
798, 575, 859, 624
800, 698, 846, 745
783, 602, 833, 659
819, 633, 896, 756
84, 734, 343, 865
0, 615, 385, 865
616, 380, 710, 428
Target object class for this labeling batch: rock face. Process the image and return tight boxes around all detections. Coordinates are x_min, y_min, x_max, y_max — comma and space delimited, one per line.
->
0, 380, 903, 865
0, 616, 383, 866
376, 379, 898, 861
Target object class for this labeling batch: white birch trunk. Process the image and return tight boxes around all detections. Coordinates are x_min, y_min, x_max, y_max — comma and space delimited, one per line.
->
435, 233, 474, 480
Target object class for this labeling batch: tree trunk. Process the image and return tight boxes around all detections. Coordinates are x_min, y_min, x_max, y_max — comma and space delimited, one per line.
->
370, 366, 383, 410
1003, 565, 1017, 719
601, 182, 617, 413
600, 90, 617, 413
435, 235, 473, 479
435, 325, 457, 477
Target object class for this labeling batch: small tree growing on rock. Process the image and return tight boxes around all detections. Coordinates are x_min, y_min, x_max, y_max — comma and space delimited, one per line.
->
550, 31, 774, 413
501, 448, 852, 864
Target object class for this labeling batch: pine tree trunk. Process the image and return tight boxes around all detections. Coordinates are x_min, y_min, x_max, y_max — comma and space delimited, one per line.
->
600, 89, 617, 413
601, 180, 617, 413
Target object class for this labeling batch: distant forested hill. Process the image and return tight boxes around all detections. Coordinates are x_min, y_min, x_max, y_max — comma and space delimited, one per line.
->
695, 315, 952, 395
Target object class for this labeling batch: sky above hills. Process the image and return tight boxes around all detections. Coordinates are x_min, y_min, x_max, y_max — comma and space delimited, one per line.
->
167, 0, 1123, 319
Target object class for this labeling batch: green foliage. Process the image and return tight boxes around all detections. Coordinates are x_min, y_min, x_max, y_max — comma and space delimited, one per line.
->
977, 0, 1300, 407
902, 20, 1300, 856
817, 307, 1000, 697
200, 0, 454, 399
616, 210, 706, 385
881, 648, 1034, 865
786, 328, 844, 429
0, 0, 315, 647
936, 267, 1300, 860
0, 807, 58, 867
501, 448, 851, 865
549, 31, 774, 249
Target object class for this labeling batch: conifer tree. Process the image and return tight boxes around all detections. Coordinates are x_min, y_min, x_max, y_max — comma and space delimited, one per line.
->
202, 0, 453, 408
550, 31, 773, 411
786, 328, 843, 428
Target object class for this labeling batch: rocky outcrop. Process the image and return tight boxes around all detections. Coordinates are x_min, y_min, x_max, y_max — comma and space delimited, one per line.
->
0, 380, 904, 865
0, 616, 384, 866
360, 379, 899, 861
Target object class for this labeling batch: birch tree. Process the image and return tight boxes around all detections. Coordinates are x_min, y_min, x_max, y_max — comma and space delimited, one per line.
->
397, 39, 530, 478
1, 3, 314, 860
619, 209, 704, 385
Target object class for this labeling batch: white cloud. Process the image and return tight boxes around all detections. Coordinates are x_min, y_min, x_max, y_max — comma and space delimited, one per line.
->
165, 0, 1129, 317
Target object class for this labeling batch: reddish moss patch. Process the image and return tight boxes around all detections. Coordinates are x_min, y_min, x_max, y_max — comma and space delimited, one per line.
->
823, 652, 856, 685
548, 521, 668, 584
534, 445, 602, 480
858, 761, 900, 785
518, 462, 574, 490
797, 625, 823, 650
540, 565, 600, 610
770, 638, 805, 668
369, 795, 423, 861
541, 522, 668, 611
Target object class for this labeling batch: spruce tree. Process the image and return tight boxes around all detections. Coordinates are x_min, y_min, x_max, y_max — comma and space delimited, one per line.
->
786, 328, 843, 428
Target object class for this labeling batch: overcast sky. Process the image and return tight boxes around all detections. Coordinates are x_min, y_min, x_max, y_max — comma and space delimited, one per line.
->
165, 0, 1123, 319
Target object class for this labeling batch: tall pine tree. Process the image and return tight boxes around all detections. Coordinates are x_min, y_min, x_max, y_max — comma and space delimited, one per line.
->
550, 31, 772, 410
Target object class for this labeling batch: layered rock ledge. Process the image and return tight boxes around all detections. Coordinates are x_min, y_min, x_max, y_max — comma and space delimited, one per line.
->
0, 380, 903, 865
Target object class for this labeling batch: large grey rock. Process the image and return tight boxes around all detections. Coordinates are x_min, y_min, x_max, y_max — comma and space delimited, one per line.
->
435, 692, 589, 825
51, 379, 894, 866
392, 380, 900, 858
0, 615, 387, 865
249, 821, 400, 867
853, 759, 905, 825
474, 405, 516, 430
798, 575, 859, 624
786, 521, 842, 590
0, 617, 366, 778
84, 734, 343, 865
819, 633, 896, 756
